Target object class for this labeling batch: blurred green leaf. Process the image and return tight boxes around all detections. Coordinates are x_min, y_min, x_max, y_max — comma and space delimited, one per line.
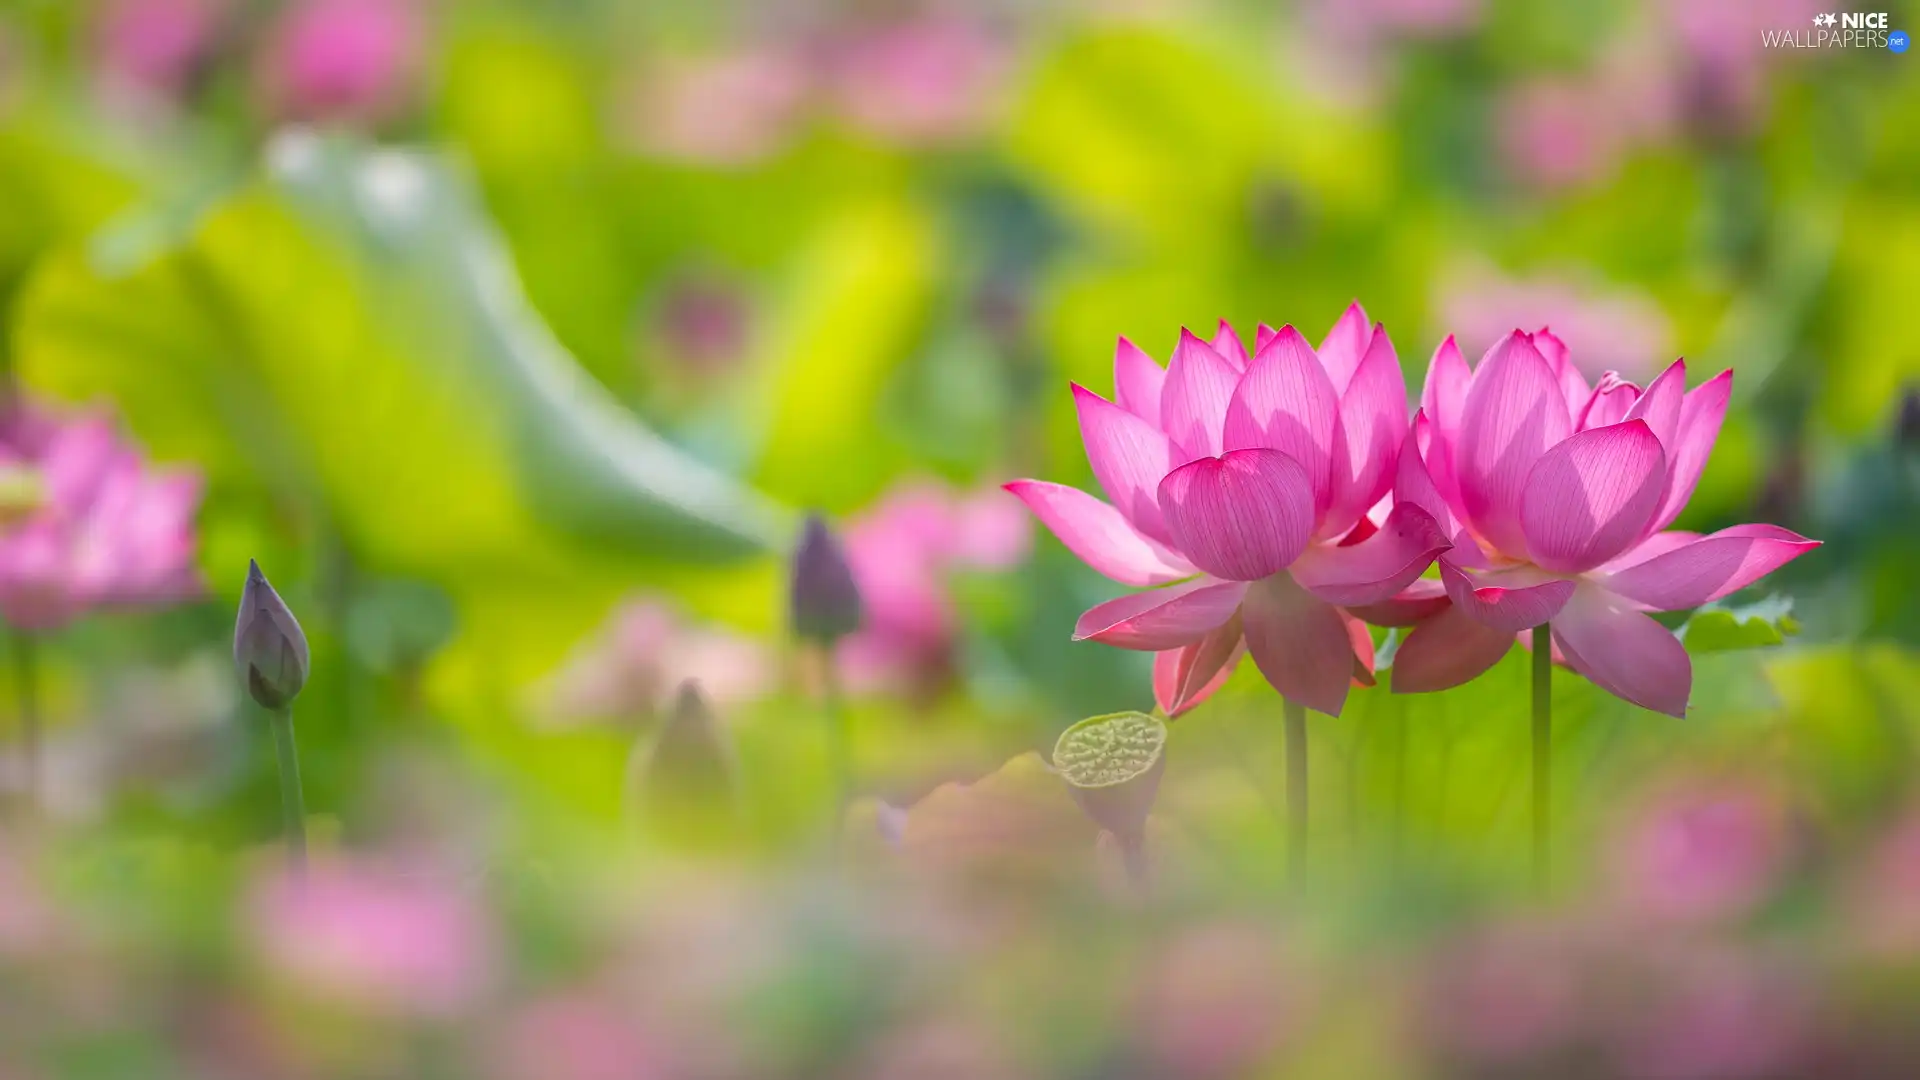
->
15, 133, 788, 586
1679, 595, 1801, 653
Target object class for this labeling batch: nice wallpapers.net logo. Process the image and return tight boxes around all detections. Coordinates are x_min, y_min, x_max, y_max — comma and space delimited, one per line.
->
1762, 11, 1909, 49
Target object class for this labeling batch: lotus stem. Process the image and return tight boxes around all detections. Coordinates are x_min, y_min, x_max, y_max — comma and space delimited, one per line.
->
11, 634, 37, 814
1531, 623, 1552, 892
270, 705, 308, 879
1284, 697, 1308, 884
819, 646, 852, 832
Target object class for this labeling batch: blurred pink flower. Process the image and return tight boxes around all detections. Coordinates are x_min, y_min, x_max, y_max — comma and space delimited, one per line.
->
1614, 947, 1812, 1080
1371, 331, 1817, 715
1425, 918, 1594, 1068
0, 403, 203, 632
1496, 77, 1631, 190
822, 17, 1009, 147
246, 857, 496, 1018
623, 46, 812, 165
1605, 778, 1788, 924
1007, 305, 1447, 715
492, 990, 665, 1080
92, 0, 225, 107
542, 599, 772, 726
1844, 805, 1920, 955
1133, 923, 1304, 1078
838, 482, 1030, 696
257, 0, 423, 125
649, 276, 752, 380
1668, 0, 1822, 132
1437, 263, 1672, 382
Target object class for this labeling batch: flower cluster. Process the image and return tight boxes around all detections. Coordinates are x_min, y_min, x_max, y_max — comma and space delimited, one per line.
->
1009, 304, 1817, 719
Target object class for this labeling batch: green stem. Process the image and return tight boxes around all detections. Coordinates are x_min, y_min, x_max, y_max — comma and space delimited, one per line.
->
821, 646, 852, 835
270, 705, 308, 878
1531, 623, 1552, 892
12, 635, 37, 813
1284, 698, 1308, 885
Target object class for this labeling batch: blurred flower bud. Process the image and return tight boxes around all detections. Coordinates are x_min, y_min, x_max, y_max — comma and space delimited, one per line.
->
626, 681, 742, 835
788, 513, 863, 643
1052, 711, 1167, 852
234, 560, 309, 710
1896, 385, 1920, 451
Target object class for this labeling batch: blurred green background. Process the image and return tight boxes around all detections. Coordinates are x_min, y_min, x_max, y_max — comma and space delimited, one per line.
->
3, 0, 1920, 1077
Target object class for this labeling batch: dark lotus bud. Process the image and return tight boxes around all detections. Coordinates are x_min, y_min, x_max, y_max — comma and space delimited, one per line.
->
788, 513, 863, 643
1897, 386, 1920, 450
1052, 711, 1167, 848
234, 560, 309, 710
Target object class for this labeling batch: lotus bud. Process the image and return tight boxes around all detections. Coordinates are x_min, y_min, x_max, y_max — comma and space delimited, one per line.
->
626, 680, 742, 832
1897, 385, 1920, 451
234, 560, 310, 710
788, 513, 863, 644
1052, 711, 1167, 855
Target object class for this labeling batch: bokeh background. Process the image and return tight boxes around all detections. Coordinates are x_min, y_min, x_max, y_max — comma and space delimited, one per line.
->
2, 0, 1919, 1076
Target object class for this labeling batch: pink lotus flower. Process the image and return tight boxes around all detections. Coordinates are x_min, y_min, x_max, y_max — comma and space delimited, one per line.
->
540, 599, 772, 727
622, 45, 812, 166
821, 16, 1009, 147
0, 403, 203, 632
1376, 330, 1818, 716
257, 0, 423, 126
1007, 305, 1449, 715
1604, 777, 1789, 925
245, 856, 497, 1019
92, 0, 226, 109
838, 482, 1030, 697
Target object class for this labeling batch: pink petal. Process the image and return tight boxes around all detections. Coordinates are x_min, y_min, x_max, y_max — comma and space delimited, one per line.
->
1323, 323, 1409, 539
1600, 524, 1820, 611
1441, 560, 1574, 633
1454, 331, 1571, 557
1651, 369, 1732, 532
1624, 358, 1686, 448
1160, 329, 1241, 459
1074, 578, 1248, 651
1346, 610, 1378, 687
1074, 384, 1181, 545
1222, 325, 1342, 516
1535, 328, 1591, 417
1391, 604, 1516, 693
1552, 584, 1692, 717
1575, 372, 1642, 430
1348, 577, 1449, 627
1241, 572, 1354, 715
1113, 337, 1167, 420
1153, 617, 1243, 717
1318, 300, 1372, 395
1291, 502, 1451, 606
1156, 450, 1315, 581
1420, 335, 1471, 442
1520, 420, 1668, 574
1599, 530, 1703, 573
1254, 323, 1279, 352
1211, 320, 1249, 370
1395, 411, 1461, 540
1003, 480, 1195, 587
1418, 338, 1470, 508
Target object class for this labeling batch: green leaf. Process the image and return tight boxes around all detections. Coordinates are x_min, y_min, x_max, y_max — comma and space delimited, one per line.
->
1679, 595, 1802, 653
14, 132, 788, 583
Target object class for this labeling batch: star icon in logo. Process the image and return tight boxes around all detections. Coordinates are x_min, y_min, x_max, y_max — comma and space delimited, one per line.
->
1812, 12, 1837, 25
